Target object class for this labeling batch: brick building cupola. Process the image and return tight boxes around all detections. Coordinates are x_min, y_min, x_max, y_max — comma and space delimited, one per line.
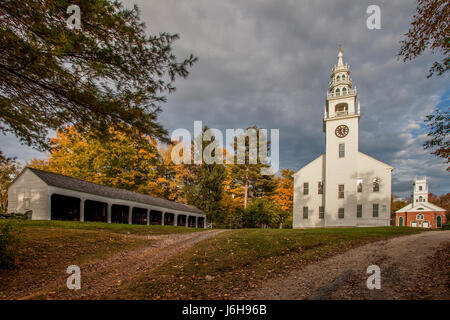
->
412, 177, 428, 206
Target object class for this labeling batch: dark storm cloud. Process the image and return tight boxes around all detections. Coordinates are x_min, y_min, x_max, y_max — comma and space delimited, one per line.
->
1, 0, 448, 196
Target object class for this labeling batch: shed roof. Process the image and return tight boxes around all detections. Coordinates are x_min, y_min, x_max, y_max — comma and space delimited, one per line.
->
26, 167, 205, 215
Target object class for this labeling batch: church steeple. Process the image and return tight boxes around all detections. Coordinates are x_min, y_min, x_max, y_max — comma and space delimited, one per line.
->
324, 47, 359, 120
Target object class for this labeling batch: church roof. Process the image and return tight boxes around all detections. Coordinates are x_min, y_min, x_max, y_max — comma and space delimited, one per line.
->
358, 152, 394, 170
293, 154, 324, 176
23, 167, 205, 215
395, 202, 446, 213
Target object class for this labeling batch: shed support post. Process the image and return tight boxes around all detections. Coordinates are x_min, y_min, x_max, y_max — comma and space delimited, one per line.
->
107, 204, 112, 223
80, 199, 85, 222
48, 193, 52, 221
129, 207, 132, 224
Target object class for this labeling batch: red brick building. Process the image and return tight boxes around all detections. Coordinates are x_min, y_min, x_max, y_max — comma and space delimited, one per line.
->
395, 178, 446, 228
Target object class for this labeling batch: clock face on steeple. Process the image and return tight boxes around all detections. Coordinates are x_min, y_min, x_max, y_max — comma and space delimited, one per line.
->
335, 125, 349, 138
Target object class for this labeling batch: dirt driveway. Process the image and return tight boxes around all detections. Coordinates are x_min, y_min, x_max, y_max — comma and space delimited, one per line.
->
242, 231, 450, 300
17, 230, 225, 299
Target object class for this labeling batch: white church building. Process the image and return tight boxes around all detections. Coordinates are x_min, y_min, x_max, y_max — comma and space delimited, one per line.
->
293, 48, 394, 228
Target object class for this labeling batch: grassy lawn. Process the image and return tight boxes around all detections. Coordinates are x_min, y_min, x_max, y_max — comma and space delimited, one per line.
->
17, 220, 207, 235
0, 220, 203, 299
116, 227, 427, 299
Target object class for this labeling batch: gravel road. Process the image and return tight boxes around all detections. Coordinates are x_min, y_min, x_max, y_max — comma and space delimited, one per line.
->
242, 231, 450, 300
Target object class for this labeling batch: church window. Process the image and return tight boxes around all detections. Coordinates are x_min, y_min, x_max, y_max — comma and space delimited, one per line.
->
339, 143, 345, 158
357, 179, 363, 192
303, 207, 309, 219
357, 204, 362, 218
318, 181, 323, 194
335, 88, 340, 96
419, 196, 423, 202
372, 178, 380, 192
419, 186, 422, 191
416, 213, 424, 220
24, 198, 31, 210
342, 74, 346, 80
336, 75, 340, 81
373, 204, 379, 217
342, 87, 347, 94
303, 182, 309, 195
338, 208, 345, 219
338, 184, 344, 198
319, 206, 324, 219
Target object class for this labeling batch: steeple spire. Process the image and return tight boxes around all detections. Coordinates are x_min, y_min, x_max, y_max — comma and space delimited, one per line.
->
328, 47, 354, 99
337, 45, 344, 67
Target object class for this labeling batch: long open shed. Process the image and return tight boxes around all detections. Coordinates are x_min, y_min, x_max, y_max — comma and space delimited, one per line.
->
7, 167, 206, 228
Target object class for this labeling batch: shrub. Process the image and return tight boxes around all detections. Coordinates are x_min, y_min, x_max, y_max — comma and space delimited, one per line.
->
0, 219, 23, 269
283, 216, 293, 229
442, 224, 450, 230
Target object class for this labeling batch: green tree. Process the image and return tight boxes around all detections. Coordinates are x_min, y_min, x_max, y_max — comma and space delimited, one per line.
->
183, 127, 227, 225
398, 1, 449, 170
243, 197, 283, 228
424, 109, 449, 171
228, 127, 276, 208
0, 0, 196, 150
0, 219, 23, 269
0, 151, 21, 213
399, 0, 449, 78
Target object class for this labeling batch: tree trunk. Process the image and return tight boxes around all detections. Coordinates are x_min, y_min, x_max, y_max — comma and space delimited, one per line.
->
244, 180, 248, 209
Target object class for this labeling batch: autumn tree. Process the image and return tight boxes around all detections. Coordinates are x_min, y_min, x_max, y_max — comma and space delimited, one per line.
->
28, 125, 162, 195
154, 143, 193, 202
0, 151, 21, 212
429, 192, 450, 220
219, 192, 242, 228
270, 169, 294, 228
0, 0, 196, 150
391, 195, 410, 220
399, 0, 449, 78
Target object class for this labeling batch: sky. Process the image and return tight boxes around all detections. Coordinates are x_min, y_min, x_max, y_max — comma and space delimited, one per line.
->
1, 0, 449, 198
